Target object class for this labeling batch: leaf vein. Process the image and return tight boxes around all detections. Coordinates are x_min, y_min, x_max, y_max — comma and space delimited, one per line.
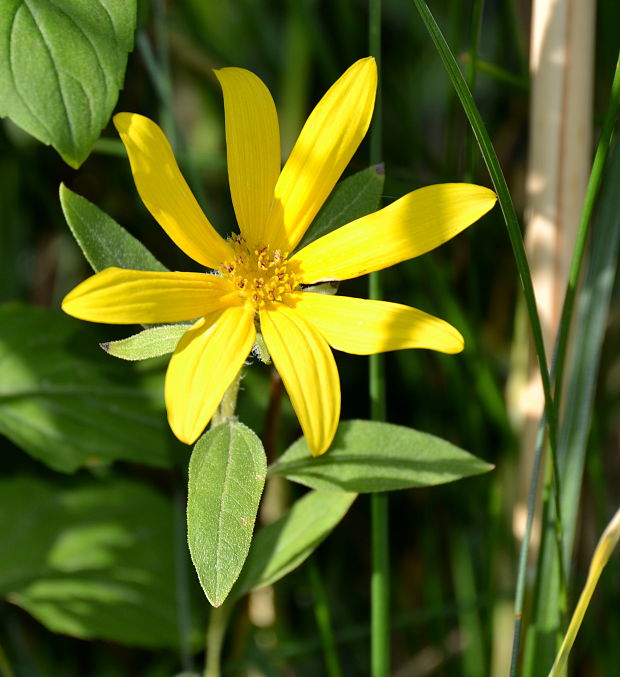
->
22, 0, 75, 153
7, 3, 54, 140
47, 0, 110, 111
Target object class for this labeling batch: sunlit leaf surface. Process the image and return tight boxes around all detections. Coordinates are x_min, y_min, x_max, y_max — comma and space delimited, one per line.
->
0, 1, 136, 167
0, 305, 174, 472
271, 419, 493, 492
0, 475, 198, 647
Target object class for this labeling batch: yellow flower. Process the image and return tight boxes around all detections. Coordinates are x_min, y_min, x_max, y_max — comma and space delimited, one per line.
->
62, 57, 496, 456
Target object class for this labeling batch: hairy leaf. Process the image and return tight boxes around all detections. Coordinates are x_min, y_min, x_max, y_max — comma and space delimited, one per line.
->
0, 1, 136, 167
188, 421, 266, 607
60, 184, 167, 273
271, 420, 493, 492
102, 324, 191, 361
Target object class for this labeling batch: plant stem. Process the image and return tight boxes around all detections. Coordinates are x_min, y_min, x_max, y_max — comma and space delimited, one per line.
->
211, 372, 242, 427
369, 0, 382, 167
204, 602, 232, 677
371, 492, 390, 676
309, 560, 344, 677
369, 1, 389, 675
504, 0, 528, 78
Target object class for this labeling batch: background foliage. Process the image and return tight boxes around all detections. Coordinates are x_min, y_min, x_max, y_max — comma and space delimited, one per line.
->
1, 1, 619, 676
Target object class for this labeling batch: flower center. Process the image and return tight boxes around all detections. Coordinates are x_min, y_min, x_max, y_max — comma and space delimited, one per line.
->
220, 234, 299, 309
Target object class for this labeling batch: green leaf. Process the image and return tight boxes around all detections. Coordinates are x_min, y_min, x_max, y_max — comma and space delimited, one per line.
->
270, 420, 493, 493
525, 127, 620, 674
0, 475, 199, 647
187, 421, 267, 607
295, 165, 385, 250
0, 304, 174, 473
0, 1, 136, 167
232, 489, 356, 600
102, 324, 191, 361
60, 184, 167, 273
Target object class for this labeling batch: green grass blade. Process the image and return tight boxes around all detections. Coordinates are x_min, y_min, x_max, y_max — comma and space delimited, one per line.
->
513, 48, 620, 676
518, 51, 620, 673
558, 101, 620, 571
411, 0, 557, 457
552, 49, 620, 416
526, 130, 620, 674
548, 508, 620, 677
509, 416, 547, 676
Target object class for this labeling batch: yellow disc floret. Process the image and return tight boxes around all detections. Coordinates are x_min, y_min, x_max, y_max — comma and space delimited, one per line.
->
221, 234, 299, 308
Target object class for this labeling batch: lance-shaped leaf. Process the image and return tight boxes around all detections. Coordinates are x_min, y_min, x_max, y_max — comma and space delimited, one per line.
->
102, 324, 191, 361
232, 489, 356, 600
0, 1, 136, 167
60, 184, 167, 273
187, 421, 267, 607
270, 420, 493, 492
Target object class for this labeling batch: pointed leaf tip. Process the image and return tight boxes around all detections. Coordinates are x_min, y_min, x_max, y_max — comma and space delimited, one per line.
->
271, 420, 493, 493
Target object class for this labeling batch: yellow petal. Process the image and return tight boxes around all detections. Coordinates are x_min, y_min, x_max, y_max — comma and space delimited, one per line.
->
165, 305, 256, 444
291, 183, 497, 283
264, 57, 377, 251
292, 292, 464, 354
214, 68, 280, 247
114, 113, 231, 268
62, 267, 238, 324
259, 305, 340, 456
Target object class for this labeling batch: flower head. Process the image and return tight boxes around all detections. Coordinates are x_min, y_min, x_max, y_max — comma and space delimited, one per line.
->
62, 57, 496, 456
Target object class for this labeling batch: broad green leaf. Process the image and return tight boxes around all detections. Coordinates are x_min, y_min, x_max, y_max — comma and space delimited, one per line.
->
0, 1, 136, 167
295, 165, 385, 251
270, 420, 493, 492
232, 489, 356, 600
0, 305, 173, 473
60, 184, 167, 273
0, 475, 199, 647
102, 324, 191, 361
188, 421, 266, 607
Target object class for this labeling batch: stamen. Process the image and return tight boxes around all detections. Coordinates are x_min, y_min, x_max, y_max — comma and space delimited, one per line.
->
220, 238, 299, 309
